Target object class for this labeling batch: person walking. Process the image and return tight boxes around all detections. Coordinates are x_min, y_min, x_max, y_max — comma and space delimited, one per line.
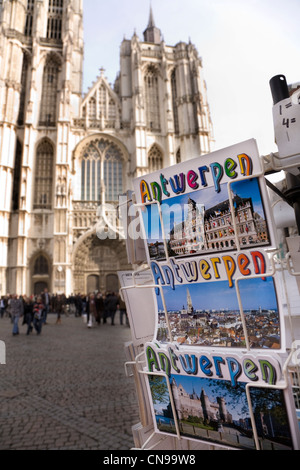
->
33, 296, 44, 335
106, 291, 118, 326
0, 297, 5, 318
117, 294, 128, 326
95, 292, 104, 325
54, 294, 64, 324
10, 294, 24, 336
41, 288, 50, 324
87, 293, 97, 327
23, 296, 34, 335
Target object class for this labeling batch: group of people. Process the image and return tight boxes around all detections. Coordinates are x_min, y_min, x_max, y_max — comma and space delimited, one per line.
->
0, 289, 128, 335
1, 293, 47, 336
85, 291, 128, 327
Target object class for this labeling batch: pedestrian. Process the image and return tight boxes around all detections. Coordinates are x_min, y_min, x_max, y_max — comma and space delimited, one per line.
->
10, 294, 24, 336
88, 293, 97, 327
0, 297, 5, 318
54, 294, 64, 324
33, 296, 44, 335
23, 296, 34, 335
103, 293, 108, 323
95, 292, 104, 324
117, 294, 128, 326
106, 291, 118, 326
41, 288, 50, 324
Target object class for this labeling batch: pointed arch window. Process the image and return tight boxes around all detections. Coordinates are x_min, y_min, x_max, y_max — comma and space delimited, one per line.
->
148, 144, 163, 172
34, 255, 49, 275
39, 55, 60, 126
24, 0, 35, 37
18, 54, 30, 125
99, 85, 107, 118
144, 65, 161, 132
171, 69, 179, 134
81, 139, 123, 203
108, 98, 116, 121
33, 140, 54, 210
12, 140, 22, 211
88, 96, 96, 119
103, 144, 123, 202
47, 0, 64, 40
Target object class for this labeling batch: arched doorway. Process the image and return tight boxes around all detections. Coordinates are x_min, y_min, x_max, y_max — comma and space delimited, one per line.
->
106, 274, 119, 293
73, 232, 131, 294
87, 274, 100, 293
34, 281, 48, 296
31, 253, 51, 295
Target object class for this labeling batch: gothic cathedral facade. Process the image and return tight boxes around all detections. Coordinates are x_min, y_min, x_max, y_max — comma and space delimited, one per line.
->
0, 1, 213, 296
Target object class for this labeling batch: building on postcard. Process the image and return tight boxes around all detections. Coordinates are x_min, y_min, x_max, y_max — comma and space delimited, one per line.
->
169, 198, 206, 256
171, 378, 233, 424
168, 194, 267, 258
204, 195, 267, 251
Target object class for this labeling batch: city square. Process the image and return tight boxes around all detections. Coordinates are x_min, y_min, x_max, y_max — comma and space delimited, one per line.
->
0, 313, 139, 450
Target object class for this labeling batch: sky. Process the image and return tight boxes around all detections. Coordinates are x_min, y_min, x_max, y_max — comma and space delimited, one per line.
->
82, 0, 300, 158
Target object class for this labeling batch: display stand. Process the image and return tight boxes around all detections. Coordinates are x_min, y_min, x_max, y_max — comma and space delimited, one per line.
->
120, 139, 300, 451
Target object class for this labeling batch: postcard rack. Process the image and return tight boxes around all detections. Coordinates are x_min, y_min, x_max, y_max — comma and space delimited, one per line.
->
120, 141, 300, 450
122, 259, 300, 450
121, 211, 300, 449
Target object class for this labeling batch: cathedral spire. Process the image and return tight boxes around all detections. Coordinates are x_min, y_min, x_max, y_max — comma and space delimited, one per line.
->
143, 3, 161, 44
147, 4, 155, 28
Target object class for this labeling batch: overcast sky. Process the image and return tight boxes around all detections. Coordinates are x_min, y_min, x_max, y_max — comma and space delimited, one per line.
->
82, 0, 300, 157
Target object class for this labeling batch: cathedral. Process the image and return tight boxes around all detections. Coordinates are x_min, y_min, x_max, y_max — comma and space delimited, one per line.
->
0, 0, 214, 296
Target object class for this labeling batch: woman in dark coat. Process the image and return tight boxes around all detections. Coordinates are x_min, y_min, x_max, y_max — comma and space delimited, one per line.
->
23, 296, 34, 335
54, 295, 65, 324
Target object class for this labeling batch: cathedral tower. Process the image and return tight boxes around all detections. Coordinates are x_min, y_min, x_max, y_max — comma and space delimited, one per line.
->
0, 0, 83, 295
119, 7, 214, 178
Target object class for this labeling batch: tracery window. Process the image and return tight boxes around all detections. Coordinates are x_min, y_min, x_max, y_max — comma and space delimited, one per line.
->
108, 98, 116, 121
47, 0, 64, 40
171, 69, 179, 134
39, 55, 60, 126
24, 0, 35, 36
18, 54, 29, 125
148, 144, 163, 172
85, 85, 118, 123
12, 140, 22, 211
34, 255, 49, 275
33, 140, 54, 210
81, 139, 123, 202
99, 85, 106, 117
144, 65, 161, 132
89, 97, 96, 119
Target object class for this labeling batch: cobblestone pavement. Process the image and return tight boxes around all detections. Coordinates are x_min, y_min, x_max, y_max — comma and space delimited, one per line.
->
0, 314, 140, 450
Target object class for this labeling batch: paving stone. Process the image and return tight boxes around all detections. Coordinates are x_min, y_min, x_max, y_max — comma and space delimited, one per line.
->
0, 315, 140, 450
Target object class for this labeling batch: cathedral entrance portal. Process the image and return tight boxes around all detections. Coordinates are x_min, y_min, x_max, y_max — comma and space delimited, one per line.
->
30, 253, 51, 296
73, 232, 131, 295
34, 281, 48, 295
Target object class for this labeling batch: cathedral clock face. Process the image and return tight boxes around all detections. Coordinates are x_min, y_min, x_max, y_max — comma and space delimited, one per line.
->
272, 88, 300, 171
